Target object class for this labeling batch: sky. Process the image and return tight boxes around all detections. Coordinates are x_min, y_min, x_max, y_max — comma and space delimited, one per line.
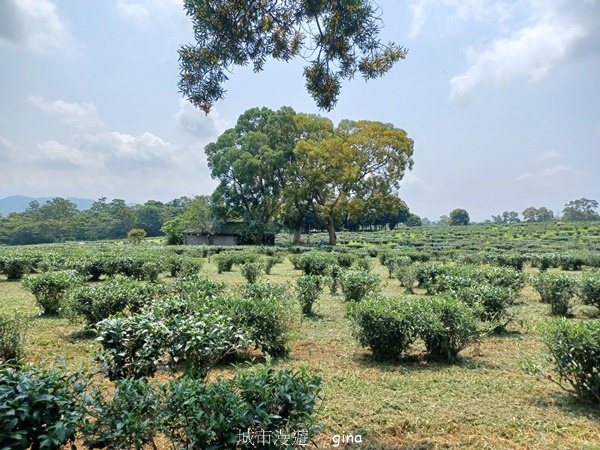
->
0, 0, 598, 222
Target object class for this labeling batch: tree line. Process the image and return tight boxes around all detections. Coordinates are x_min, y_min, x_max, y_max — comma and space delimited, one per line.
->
0, 197, 191, 245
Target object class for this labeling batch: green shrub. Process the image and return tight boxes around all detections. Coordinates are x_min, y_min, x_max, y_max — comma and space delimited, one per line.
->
240, 262, 264, 284
531, 272, 578, 316
418, 297, 480, 362
447, 284, 516, 328
96, 313, 165, 380
21, 271, 80, 315
294, 252, 336, 275
162, 362, 322, 449
353, 258, 372, 271
336, 253, 357, 268
263, 255, 281, 274
385, 255, 412, 278
541, 319, 600, 404
220, 284, 293, 356
559, 253, 585, 271
297, 275, 325, 315
349, 297, 419, 360
0, 363, 91, 450
0, 313, 27, 363
395, 265, 417, 294
340, 270, 380, 302
327, 264, 343, 294
83, 378, 161, 449
214, 253, 234, 273
174, 273, 225, 301
0, 256, 33, 280
579, 271, 600, 310
69, 257, 107, 281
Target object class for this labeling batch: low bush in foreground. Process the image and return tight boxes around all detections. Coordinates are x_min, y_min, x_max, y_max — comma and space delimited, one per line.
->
0, 363, 91, 450
579, 271, 600, 311
537, 319, 600, 404
296, 275, 325, 315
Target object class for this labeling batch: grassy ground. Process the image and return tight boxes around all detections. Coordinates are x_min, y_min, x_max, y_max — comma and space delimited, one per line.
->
1, 258, 599, 449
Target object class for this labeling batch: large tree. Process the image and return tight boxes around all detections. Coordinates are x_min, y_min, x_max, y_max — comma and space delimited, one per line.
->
522, 206, 554, 222
205, 107, 302, 244
562, 198, 599, 221
293, 120, 414, 244
449, 208, 470, 226
179, 0, 406, 112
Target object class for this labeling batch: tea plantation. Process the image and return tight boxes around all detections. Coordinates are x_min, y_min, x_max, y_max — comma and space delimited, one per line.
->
1, 221, 599, 448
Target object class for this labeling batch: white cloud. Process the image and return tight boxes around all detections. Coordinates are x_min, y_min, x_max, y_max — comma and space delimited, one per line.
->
401, 172, 436, 192
0, 136, 17, 161
175, 99, 228, 139
516, 163, 583, 182
0, 0, 76, 53
27, 96, 103, 130
449, 0, 599, 101
539, 150, 563, 161
408, 0, 490, 38
32, 141, 96, 168
116, 0, 185, 27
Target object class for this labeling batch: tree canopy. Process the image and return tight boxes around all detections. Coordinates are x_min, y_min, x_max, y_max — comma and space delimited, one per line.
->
562, 198, 599, 221
449, 208, 470, 226
179, 0, 406, 112
204, 107, 414, 244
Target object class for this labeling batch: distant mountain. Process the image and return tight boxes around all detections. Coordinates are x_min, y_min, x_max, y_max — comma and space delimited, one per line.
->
0, 195, 95, 215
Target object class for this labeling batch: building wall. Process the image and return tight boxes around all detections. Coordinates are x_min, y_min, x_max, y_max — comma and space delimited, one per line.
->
185, 234, 238, 246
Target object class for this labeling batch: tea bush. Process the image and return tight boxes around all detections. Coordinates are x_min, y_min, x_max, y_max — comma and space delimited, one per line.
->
240, 261, 265, 284
349, 297, 419, 360
0, 256, 34, 280
531, 272, 578, 316
162, 362, 322, 448
340, 270, 380, 302
293, 252, 336, 275
394, 265, 417, 294
21, 270, 80, 315
82, 378, 161, 450
0, 313, 27, 363
579, 271, 600, 311
447, 284, 516, 328
0, 363, 91, 450
541, 319, 600, 404
297, 275, 325, 315
418, 297, 480, 362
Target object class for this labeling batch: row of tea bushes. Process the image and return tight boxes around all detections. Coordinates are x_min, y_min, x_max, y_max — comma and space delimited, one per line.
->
530, 271, 600, 316
0, 360, 321, 450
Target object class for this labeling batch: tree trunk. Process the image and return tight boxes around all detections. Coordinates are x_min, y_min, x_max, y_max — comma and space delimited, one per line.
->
292, 227, 301, 245
327, 215, 337, 245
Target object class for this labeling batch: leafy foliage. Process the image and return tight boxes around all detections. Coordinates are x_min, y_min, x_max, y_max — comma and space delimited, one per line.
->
541, 319, 600, 404
339, 270, 380, 302
297, 275, 325, 315
0, 313, 27, 363
179, 0, 406, 112
21, 271, 80, 315
0, 363, 91, 450
531, 272, 578, 316
579, 271, 600, 310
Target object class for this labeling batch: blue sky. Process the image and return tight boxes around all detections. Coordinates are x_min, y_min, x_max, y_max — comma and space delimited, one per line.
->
0, 0, 598, 221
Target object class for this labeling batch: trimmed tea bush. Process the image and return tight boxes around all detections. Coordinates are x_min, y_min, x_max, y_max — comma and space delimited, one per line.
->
162, 362, 322, 448
531, 272, 578, 316
418, 297, 480, 362
83, 378, 161, 450
21, 270, 80, 315
0, 256, 34, 280
297, 275, 325, 315
240, 261, 264, 284
340, 270, 380, 302
349, 297, 419, 360
395, 265, 417, 294
541, 319, 600, 404
293, 252, 336, 275
447, 284, 516, 328
579, 271, 600, 311
0, 313, 27, 362
0, 363, 91, 450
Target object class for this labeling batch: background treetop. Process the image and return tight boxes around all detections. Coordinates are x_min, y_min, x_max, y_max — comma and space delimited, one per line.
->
179, 0, 407, 112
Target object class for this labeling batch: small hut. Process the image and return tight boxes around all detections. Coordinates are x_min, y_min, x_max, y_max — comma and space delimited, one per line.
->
184, 222, 243, 246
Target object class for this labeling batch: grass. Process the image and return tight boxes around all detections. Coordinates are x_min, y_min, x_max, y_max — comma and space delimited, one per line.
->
1, 257, 599, 448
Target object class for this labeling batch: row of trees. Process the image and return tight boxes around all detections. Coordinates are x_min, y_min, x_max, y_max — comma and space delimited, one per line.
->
488, 199, 598, 224
198, 106, 415, 245
0, 197, 192, 245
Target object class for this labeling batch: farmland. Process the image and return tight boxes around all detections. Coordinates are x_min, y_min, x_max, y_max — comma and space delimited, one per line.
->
1, 221, 600, 449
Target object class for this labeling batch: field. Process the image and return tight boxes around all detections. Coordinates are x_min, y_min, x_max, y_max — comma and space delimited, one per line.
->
1, 221, 600, 449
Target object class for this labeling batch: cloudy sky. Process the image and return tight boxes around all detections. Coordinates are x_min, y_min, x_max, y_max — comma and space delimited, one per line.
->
0, 0, 598, 221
